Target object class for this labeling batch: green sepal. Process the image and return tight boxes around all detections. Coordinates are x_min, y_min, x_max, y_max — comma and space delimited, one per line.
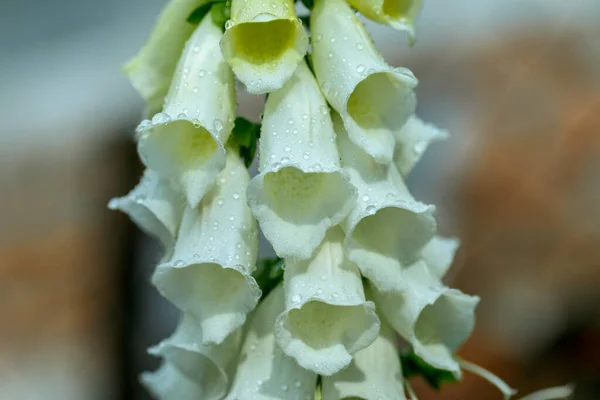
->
229, 117, 261, 168
400, 348, 460, 390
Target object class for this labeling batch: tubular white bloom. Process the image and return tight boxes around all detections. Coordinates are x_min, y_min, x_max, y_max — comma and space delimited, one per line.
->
322, 320, 407, 400
394, 116, 449, 177
124, 0, 203, 115
334, 114, 437, 291
274, 228, 380, 376
370, 261, 479, 375
311, 0, 417, 164
137, 15, 236, 207
141, 362, 205, 400
153, 151, 260, 345
220, 0, 308, 94
108, 169, 184, 254
147, 314, 242, 400
420, 235, 460, 280
346, 0, 423, 43
226, 286, 318, 400
246, 61, 356, 259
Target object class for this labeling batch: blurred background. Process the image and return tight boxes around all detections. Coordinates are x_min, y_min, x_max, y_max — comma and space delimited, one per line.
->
0, 0, 598, 399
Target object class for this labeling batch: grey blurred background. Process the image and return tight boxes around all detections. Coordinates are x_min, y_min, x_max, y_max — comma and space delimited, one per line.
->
0, 0, 599, 399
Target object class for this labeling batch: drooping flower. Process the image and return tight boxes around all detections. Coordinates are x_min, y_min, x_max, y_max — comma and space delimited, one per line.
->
321, 320, 407, 400
124, 0, 204, 115
334, 113, 437, 291
274, 227, 380, 376
226, 286, 318, 400
152, 150, 260, 345
137, 14, 236, 207
144, 314, 242, 400
108, 169, 184, 256
346, 0, 423, 43
246, 61, 356, 259
311, 0, 417, 164
220, 0, 308, 94
394, 115, 449, 178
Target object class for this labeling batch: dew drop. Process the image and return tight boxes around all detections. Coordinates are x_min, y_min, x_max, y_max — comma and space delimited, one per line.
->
328, 52, 333, 58
174, 259, 184, 267
316, 288, 323, 295
281, 384, 288, 392
330, 292, 339, 300
356, 64, 365, 74
284, 146, 291, 152
213, 118, 224, 132
198, 69, 206, 77
193, 46, 200, 53
356, 43, 364, 51
294, 380, 302, 388
225, 20, 233, 29
366, 205, 377, 214
291, 294, 301, 303
319, 106, 328, 115
302, 152, 310, 160
288, 118, 294, 125
152, 112, 171, 125
232, 192, 240, 200
217, 198, 224, 206
362, 194, 370, 202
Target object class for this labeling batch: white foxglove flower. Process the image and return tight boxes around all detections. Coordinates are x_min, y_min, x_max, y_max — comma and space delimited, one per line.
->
371, 261, 478, 375
142, 362, 205, 400
108, 169, 184, 254
335, 114, 437, 291
147, 314, 242, 400
226, 286, 318, 400
346, 0, 423, 43
246, 61, 356, 259
420, 235, 460, 280
153, 151, 260, 345
124, 0, 203, 115
274, 228, 380, 376
311, 0, 417, 164
394, 116, 448, 177
220, 0, 308, 94
138, 15, 236, 207
322, 320, 406, 400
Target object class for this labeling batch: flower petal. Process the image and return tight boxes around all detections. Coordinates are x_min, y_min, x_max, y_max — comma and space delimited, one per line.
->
225, 286, 318, 400
394, 116, 449, 177
141, 362, 205, 400
335, 114, 437, 290
124, 0, 203, 115
137, 15, 236, 207
221, 0, 308, 94
322, 320, 407, 400
459, 359, 517, 400
311, 0, 417, 163
346, 0, 423, 43
153, 151, 260, 345
247, 62, 356, 259
370, 261, 479, 375
420, 235, 460, 280
148, 313, 242, 400
108, 169, 184, 254
274, 228, 380, 376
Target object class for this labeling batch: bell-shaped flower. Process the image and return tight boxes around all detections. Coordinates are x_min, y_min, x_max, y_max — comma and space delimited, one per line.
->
346, 0, 423, 43
311, 0, 417, 164
220, 0, 308, 94
394, 116, 448, 177
246, 61, 356, 260
370, 261, 479, 375
124, 0, 204, 115
145, 313, 242, 400
137, 15, 236, 207
225, 286, 318, 400
108, 169, 184, 256
420, 235, 460, 280
321, 320, 407, 400
152, 150, 261, 345
274, 227, 380, 376
334, 113, 437, 291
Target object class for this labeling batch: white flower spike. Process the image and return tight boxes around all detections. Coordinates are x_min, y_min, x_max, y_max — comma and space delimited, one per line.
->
137, 14, 236, 207
153, 151, 260, 345
394, 116, 449, 177
246, 61, 356, 259
274, 228, 380, 376
346, 0, 423, 43
124, 0, 204, 115
420, 235, 460, 280
335, 114, 437, 291
371, 261, 479, 375
108, 169, 184, 255
147, 314, 242, 400
311, 0, 417, 164
322, 320, 407, 400
220, 0, 308, 94
226, 286, 318, 400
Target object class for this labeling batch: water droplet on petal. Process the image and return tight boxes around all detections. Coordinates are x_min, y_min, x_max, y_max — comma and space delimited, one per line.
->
356, 64, 365, 74
213, 118, 224, 132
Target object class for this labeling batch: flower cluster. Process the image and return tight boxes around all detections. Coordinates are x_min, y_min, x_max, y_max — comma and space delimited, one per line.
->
108, 0, 564, 399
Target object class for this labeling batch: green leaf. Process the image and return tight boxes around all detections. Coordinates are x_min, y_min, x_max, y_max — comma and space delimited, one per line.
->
400, 348, 459, 390
230, 117, 261, 167
252, 257, 284, 299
